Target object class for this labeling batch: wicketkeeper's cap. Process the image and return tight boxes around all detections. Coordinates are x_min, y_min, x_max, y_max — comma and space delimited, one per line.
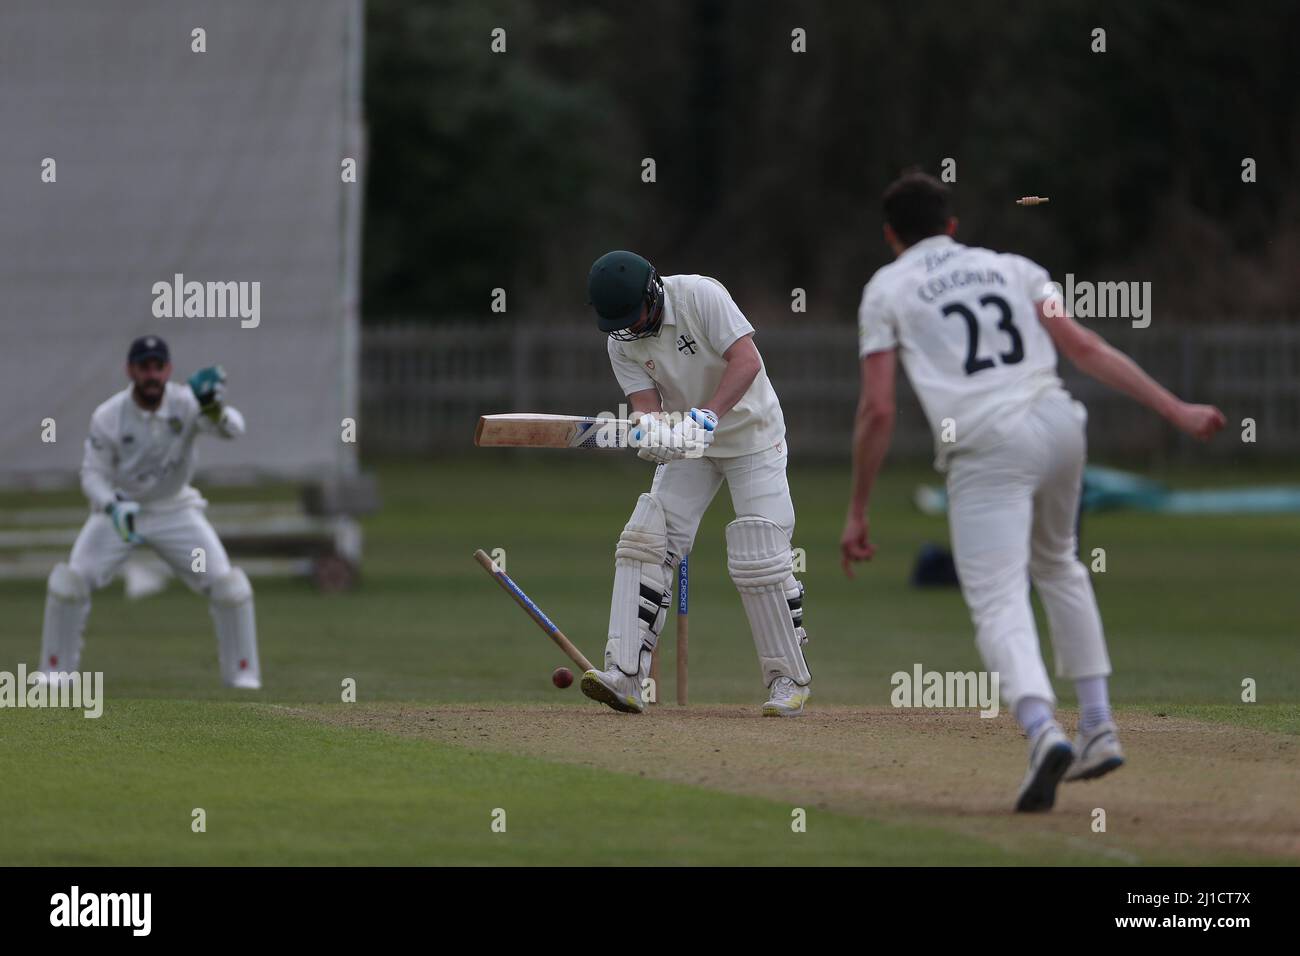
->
587, 250, 656, 333
127, 335, 169, 365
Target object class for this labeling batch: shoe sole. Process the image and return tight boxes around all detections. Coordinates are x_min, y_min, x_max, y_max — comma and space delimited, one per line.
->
580, 672, 643, 714
761, 701, 807, 717
1015, 741, 1074, 813
1065, 755, 1125, 782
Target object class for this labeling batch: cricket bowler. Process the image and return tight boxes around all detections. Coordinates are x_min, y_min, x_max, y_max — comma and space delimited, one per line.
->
841, 172, 1225, 810
37, 335, 262, 688
581, 250, 811, 716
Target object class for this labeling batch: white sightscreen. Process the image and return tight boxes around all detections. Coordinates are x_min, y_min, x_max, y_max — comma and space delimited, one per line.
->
0, 0, 363, 485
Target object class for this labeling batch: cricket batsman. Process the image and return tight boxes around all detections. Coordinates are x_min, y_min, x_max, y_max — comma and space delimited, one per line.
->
580, 250, 811, 716
37, 335, 262, 688
841, 172, 1225, 810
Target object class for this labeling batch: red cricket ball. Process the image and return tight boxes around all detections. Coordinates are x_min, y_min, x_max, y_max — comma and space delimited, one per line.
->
552, 666, 574, 689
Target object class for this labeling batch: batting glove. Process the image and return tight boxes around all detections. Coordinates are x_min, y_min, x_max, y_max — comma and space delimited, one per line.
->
628, 413, 684, 464
105, 498, 142, 544
672, 407, 717, 459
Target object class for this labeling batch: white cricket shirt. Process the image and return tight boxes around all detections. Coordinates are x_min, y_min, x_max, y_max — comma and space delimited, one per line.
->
81, 382, 244, 512
858, 235, 1067, 469
607, 274, 786, 458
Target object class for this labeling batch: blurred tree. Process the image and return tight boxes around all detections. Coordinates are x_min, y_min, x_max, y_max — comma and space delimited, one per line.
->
364, 0, 621, 315
363, 0, 1300, 323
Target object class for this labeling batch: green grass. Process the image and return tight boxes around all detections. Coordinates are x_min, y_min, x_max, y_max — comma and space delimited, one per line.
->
0, 699, 1075, 866
0, 457, 1296, 864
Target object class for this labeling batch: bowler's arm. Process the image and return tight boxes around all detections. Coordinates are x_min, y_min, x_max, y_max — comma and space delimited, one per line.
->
1038, 304, 1224, 440
841, 349, 897, 575
847, 349, 896, 516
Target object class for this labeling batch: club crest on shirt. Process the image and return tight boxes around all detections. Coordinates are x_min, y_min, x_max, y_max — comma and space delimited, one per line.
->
645, 360, 655, 371
168, 416, 184, 433
676, 334, 697, 355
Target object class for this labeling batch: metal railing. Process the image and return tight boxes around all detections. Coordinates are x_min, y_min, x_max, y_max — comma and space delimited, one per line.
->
361, 320, 1300, 461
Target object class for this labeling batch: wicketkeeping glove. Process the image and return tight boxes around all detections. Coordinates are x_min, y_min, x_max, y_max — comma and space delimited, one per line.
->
189, 365, 227, 420
105, 498, 142, 544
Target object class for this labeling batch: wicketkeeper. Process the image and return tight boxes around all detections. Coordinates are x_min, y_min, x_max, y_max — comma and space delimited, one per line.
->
580, 250, 811, 715
36, 335, 261, 688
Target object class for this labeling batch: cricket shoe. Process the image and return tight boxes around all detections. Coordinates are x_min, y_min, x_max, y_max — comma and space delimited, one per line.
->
580, 666, 645, 714
761, 676, 811, 717
1014, 722, 1075, 813
1064, 720, 1125, 782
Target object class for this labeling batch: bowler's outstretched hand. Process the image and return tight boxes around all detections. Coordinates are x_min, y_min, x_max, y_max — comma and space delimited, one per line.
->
840, 514, 875, 578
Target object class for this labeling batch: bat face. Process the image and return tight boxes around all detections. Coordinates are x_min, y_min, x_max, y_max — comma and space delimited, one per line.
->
474, 413, 628, 449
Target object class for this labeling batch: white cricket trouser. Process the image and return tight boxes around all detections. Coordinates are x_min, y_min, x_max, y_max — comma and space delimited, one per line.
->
70, 506, 233, 593
650, 440, 795, 559
945, 389, 1110, 709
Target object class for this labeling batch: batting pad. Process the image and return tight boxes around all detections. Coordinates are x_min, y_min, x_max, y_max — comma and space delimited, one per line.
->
606, 494, 670, 675
210, 568, 261, 688
40, 563, 90, 672
726, 517, 811, 686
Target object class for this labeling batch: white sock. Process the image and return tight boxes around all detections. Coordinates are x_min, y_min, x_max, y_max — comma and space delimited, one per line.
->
1075, 675, 1112, 732
1014, 696, 1055, 740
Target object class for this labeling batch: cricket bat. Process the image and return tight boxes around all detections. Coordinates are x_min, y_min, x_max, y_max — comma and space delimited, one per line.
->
474, 413, 630, 449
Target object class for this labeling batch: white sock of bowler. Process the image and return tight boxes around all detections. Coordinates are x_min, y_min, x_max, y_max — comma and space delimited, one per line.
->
1075, 675, 1112, 733
1014, 696, 1055, 742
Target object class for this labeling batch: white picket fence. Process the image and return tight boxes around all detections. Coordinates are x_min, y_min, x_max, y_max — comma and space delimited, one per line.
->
361, 320, 1300, 461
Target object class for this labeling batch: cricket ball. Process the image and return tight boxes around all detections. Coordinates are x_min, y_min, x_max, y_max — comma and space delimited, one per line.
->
552, 667, 574, 689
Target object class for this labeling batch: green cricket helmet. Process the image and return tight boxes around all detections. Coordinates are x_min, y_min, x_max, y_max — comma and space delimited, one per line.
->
587, 250, 665, 341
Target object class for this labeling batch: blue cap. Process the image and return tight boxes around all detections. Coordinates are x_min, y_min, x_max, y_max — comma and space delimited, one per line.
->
127, 335, 169, 365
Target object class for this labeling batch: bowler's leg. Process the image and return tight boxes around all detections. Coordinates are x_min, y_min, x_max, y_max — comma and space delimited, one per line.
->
947, 456, 1051, 712
1029, 424, 1109, 688
1028, 395, 1121, 781
948, 450, 1074, 811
